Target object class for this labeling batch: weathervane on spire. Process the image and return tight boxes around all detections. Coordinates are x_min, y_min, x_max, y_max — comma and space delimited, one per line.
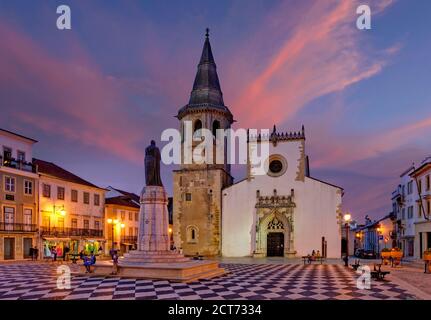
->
205, 28, 209, 38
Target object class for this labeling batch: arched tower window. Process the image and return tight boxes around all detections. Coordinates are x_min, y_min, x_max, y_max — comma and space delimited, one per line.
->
193, 119, 202, 138
212, 120, 220, 137
186, 225, 198, 243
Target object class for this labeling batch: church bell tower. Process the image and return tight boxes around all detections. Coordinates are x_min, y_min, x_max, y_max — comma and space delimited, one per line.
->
173, 29, 234, 256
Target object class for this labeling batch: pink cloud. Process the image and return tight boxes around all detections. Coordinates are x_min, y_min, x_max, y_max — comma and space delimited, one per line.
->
0, 20, 146, 164
223, 0, 395, 127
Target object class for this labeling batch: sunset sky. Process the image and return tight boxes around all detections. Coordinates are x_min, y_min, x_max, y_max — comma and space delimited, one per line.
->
1, 0, 430, 223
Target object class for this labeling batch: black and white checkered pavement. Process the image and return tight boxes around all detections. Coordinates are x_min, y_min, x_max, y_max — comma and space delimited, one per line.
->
0, 262, 418, 300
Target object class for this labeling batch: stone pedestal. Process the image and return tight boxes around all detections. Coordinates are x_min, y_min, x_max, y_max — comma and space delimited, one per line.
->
108, 185, 226, 282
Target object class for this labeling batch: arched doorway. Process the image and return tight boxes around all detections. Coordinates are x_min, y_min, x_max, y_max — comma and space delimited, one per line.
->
267, 232, 284, 256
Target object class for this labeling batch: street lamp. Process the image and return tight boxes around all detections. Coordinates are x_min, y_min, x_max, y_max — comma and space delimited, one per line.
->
343, 213, 352, 261
107, 219, 125, 250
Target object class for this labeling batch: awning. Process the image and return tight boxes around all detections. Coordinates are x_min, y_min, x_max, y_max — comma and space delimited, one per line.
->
42, 237, 72, 241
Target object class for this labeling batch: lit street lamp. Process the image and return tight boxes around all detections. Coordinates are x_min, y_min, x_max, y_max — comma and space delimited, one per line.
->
343, 213, 352, 266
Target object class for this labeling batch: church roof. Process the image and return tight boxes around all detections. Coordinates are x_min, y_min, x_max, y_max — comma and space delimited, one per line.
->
177, 29, 233, 121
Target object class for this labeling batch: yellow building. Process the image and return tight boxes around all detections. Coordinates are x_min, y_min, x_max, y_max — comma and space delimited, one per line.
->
35, 159, 106, 259
0, 129, 39, 261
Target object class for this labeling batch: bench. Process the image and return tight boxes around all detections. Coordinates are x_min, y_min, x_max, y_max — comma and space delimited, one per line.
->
371, 264, 390, 281
351, 259, 361, 271
302, 256, 325, 265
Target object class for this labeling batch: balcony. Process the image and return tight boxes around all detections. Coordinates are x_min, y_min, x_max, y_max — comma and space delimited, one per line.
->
121, 236, 138, 244
0, 156, 37, 173
40, 227, 103, 238
392, 187, 405, 205
0, 223, 37, 232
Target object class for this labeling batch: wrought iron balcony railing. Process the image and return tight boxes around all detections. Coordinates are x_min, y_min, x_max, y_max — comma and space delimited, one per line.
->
0, 156, 37, 173
40, 227, 103, 237
0, 223, 37, 232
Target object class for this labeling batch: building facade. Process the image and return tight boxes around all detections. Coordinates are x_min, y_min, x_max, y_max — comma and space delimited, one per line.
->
392, 156, 431, 259
0, 129, 39, 261
35, 159, 106, 259
222, 128, 343, 258
105, 187, 140, 254
173, 32, 343, 258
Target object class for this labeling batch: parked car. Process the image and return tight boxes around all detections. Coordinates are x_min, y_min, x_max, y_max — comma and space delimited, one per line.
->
355, 249, 377, 259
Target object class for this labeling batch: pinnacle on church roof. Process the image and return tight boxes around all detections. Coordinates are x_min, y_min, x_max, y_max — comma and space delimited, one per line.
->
177, 29, 233, 121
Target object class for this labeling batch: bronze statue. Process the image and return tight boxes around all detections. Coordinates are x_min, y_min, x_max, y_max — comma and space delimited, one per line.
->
145, 140, 163, 186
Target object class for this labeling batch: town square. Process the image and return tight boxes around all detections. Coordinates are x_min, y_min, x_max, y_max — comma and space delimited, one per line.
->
1, 0, 431, 309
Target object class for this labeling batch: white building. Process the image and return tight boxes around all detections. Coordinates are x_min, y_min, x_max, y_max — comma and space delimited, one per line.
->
222, 128, 343, 258
392, 156, 431, 259
35, 159, 106, 258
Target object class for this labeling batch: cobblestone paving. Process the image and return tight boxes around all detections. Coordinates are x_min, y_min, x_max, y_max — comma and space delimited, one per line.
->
0, 262, 419, 300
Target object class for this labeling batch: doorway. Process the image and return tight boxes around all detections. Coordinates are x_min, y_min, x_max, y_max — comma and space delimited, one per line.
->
23, 238, 33, 259
4, 238, 15, 260
267, 232, 284, 257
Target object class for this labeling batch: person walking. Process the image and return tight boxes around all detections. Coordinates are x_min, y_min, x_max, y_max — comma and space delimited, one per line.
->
111, 250, 119, 275
29, 247, 34, 261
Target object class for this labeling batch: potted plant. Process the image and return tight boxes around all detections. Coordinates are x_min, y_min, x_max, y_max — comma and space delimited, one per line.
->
381, 248, 391, 259
391, 247, 403, 259
424, 249, 431, 261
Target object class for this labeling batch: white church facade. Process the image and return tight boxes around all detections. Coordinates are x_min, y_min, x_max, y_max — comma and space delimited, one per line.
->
173, 30, 343, 258
222, 129, 343, 258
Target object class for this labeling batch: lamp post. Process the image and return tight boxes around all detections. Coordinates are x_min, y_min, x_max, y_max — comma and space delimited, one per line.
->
344, 213, 352, 259
107, 219, 125, 250
377, 226, 382, 256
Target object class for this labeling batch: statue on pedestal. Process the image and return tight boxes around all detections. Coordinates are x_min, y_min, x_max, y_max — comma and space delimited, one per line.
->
145, 140, 163, 187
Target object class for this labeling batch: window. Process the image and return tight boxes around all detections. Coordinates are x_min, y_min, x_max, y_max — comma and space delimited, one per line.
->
129, 212, 133, 220
135, 212, 139, 221
42, 183, 51, 198
42, 216, 50, 228
402, 208, 406, 220
212, 120, 220, 137
23, 209, 32, 227
57, 187, 65, 200
407, 181, 413, 195
24, 180, 33, 195
121, 211, 125, 220
418, 179, 422, 194
135, 227, 139, 236
408, 206, 414, 219
5, 176, 15, 192
426, 175, 430, 191
193, 119, 202, 138
94, 194, 100, 206
129, 227, 133, 236
267, 155, 288, 177
83, 219, 89, 230
3, 147, 12, 161
71, 219, 78, 229
4, 207, 15, 230
94, 221, 100, 230
186, 226, 198, 243
57, 217, 64, 230
71, 190, 78, 202
83, 192, 90, 204
185, 193, 192, 201
17, 151, 25, 162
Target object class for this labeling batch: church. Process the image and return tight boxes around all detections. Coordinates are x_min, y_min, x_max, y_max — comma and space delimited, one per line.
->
172, 30, 343, 259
